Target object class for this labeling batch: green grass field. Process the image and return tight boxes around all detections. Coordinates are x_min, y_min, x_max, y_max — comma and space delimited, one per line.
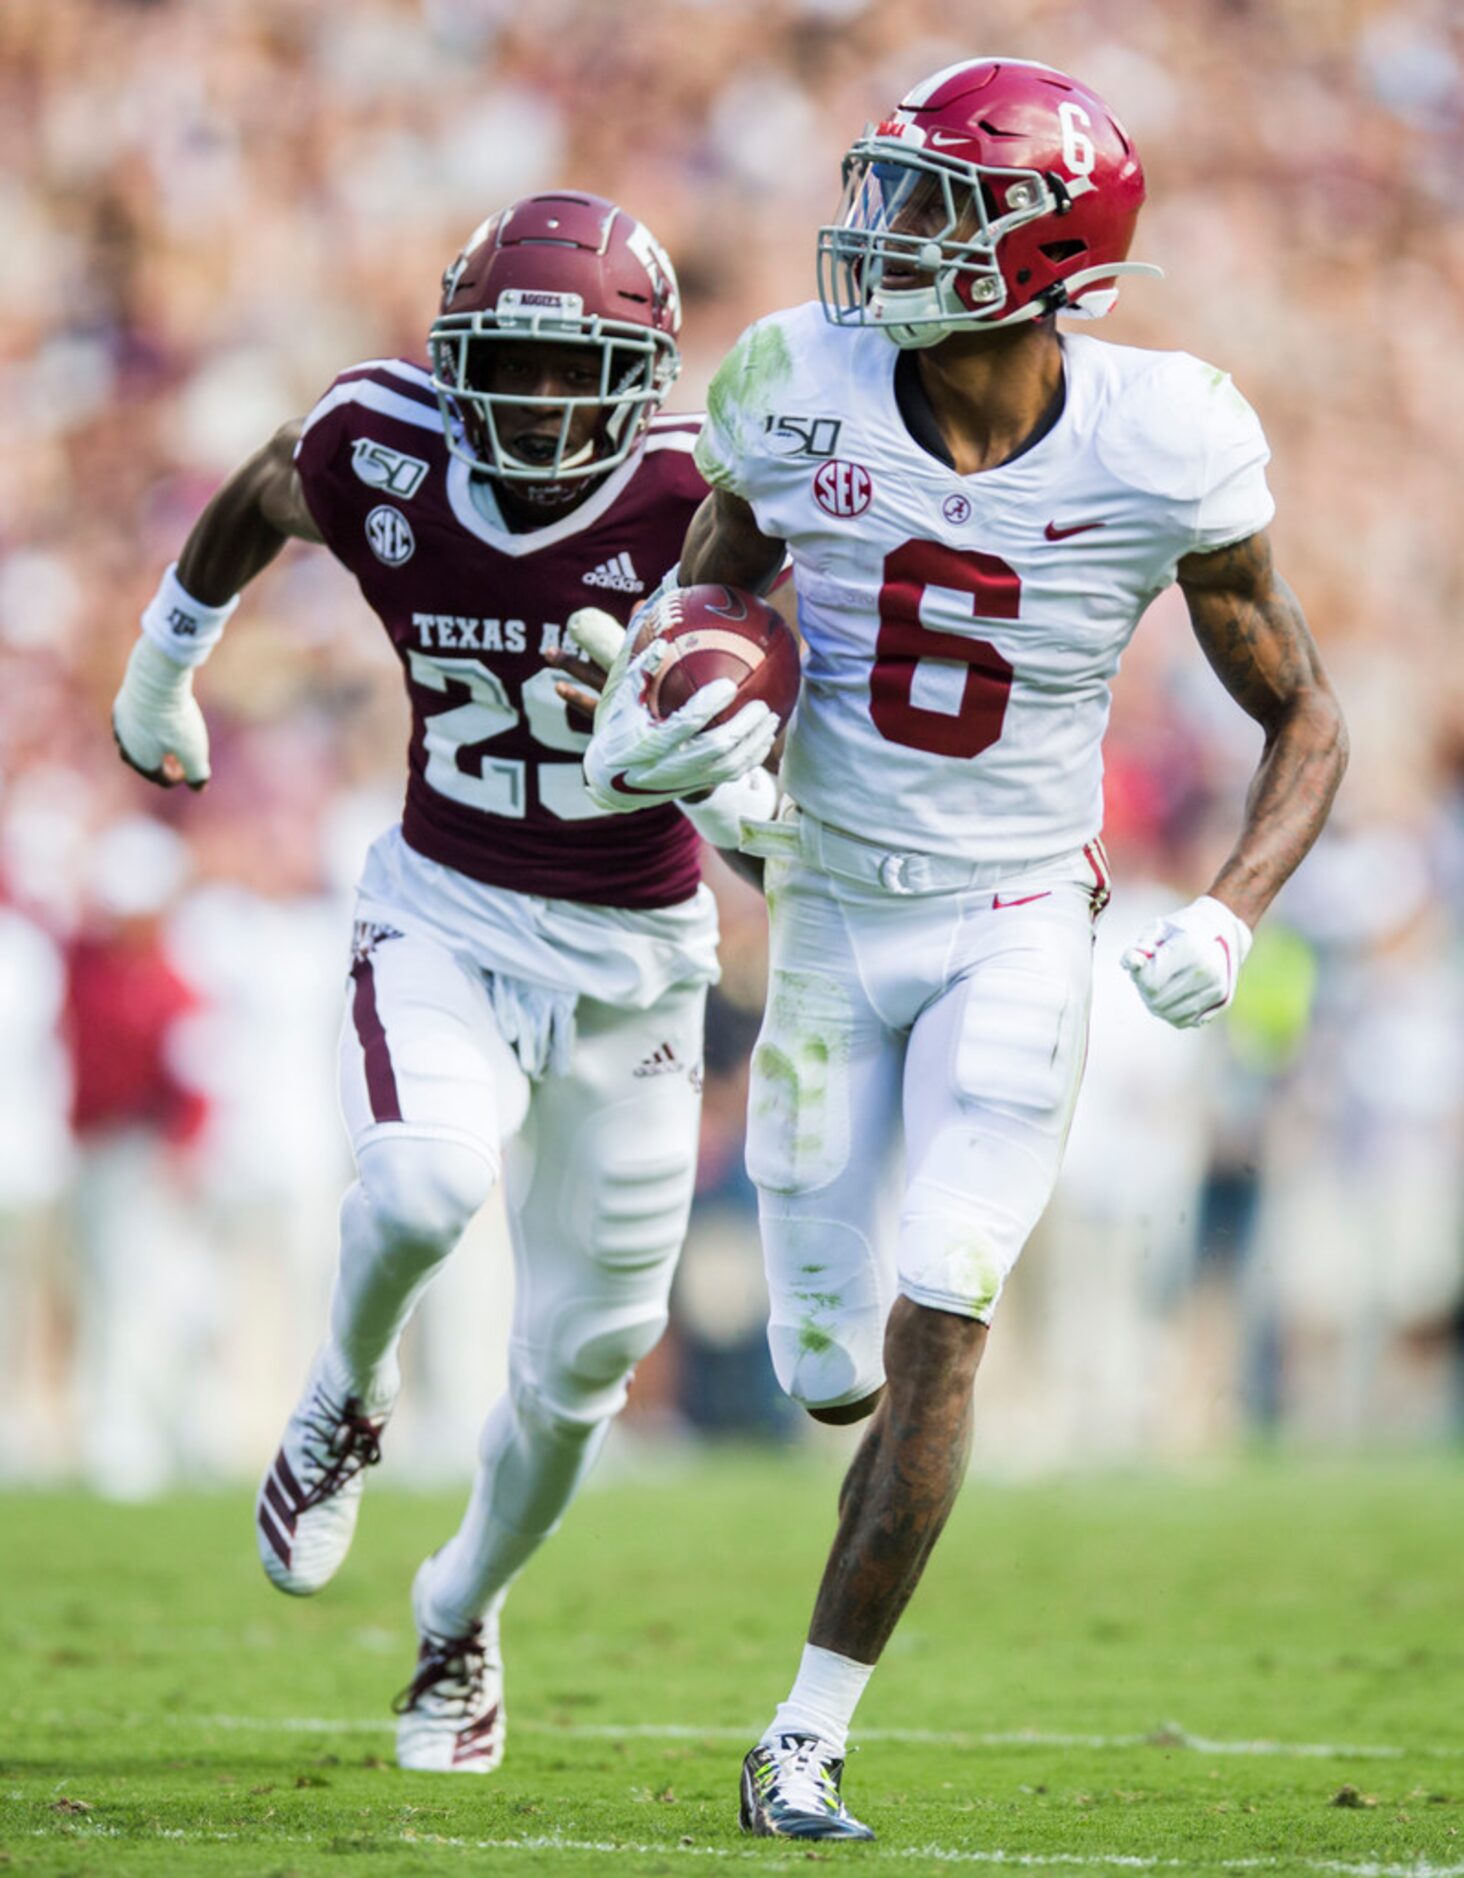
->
2, 1452, 1462, 1876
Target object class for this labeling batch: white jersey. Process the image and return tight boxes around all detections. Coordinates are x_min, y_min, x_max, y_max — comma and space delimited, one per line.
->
694, 303, 1275, 862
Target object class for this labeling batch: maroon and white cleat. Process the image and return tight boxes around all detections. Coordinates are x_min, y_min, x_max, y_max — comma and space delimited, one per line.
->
255, 1351, 392, 1596
393, 1563, 505, 1774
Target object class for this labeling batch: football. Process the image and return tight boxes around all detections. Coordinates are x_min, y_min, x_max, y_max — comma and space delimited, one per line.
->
636, 584, 800, 729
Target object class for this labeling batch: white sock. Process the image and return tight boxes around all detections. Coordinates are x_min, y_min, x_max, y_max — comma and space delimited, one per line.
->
419, 1388, 609, 1637
762, 1642, 875, 1757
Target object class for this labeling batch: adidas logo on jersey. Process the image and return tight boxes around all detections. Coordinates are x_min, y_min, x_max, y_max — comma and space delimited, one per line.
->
583, 552, 644, 593
634, 1043, 681, 1077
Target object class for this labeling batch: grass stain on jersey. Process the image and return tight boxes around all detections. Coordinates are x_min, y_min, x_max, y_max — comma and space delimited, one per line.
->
798, 1322, 834, 1356
698, 322, 794, 489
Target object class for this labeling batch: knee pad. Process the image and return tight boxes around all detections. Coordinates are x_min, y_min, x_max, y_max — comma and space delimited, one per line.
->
761, 1208, 887, 1412
522, 1298, 670, 1431
767, 1306, 886, 1413
898, 1192, 1020, 1323
356, 1133, 498, 1256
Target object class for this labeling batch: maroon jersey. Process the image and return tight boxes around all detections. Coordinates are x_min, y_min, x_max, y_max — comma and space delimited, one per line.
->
294, 357, 705, 908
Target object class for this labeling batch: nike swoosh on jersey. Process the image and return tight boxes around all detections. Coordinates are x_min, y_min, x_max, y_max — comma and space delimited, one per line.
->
1044, 519, 1107, 541
991, 890, 1053, 909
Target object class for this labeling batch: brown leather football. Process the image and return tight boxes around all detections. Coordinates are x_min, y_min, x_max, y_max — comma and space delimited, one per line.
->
636, 585, 800, 728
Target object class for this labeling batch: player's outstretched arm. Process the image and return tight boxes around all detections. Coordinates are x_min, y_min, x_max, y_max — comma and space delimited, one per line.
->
1122, 528, 1348, 1028
114, 422, 321, 789
680, 487, 787, 592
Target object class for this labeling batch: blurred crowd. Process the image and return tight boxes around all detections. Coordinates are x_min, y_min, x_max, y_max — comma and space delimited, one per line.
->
1, 0, 1460, 1491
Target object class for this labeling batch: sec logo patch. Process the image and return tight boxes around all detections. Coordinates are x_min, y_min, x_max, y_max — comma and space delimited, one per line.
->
812, 459, 872, 518
366, 505, 415, 566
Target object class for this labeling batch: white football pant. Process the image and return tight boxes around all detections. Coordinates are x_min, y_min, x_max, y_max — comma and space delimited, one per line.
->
746, 816, 1107, 1413
333, 921, 705, 1630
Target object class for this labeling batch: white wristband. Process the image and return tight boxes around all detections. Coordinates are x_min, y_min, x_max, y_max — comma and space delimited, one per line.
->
678, 765, 778, 850
139, 563, 240, 669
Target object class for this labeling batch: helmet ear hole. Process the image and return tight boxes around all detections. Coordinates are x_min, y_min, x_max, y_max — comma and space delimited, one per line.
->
1039, 239, 1088, 264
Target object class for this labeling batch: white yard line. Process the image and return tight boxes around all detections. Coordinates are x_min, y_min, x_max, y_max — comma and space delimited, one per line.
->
28, 1825, 1464, 1876
178, 1714, 1463, 1761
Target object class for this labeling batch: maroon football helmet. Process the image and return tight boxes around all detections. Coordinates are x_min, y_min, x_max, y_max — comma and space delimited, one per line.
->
818, 58, 1159, 346
429, 193, 681, 486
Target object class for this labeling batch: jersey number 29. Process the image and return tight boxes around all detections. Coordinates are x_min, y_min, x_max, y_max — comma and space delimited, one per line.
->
407, 653, 600, 821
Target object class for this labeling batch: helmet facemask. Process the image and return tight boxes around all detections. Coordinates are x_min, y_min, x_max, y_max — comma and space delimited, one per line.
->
818, 133, 1150, 346
428, 292, 679, 492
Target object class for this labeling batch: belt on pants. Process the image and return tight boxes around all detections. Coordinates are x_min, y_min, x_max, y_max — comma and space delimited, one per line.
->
738, 801, 1104, 900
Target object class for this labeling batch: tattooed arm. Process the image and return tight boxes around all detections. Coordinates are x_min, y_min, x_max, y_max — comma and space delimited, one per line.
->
1177, 528, 1347, 929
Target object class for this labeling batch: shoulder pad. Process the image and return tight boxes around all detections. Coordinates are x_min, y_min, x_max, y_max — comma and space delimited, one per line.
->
1092, 349, 1253, 503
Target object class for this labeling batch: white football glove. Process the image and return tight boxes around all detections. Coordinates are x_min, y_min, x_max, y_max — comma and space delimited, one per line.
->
1121, 895, 1253, 1029
582, 631, 776, 811
112, 636, 211, 789
565, 603, 626, 674
569, 605, 779, 840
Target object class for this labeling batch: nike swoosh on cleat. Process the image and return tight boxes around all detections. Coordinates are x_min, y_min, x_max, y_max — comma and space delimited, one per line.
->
1045, 519, 1106, 541
992, 890, 1052, 909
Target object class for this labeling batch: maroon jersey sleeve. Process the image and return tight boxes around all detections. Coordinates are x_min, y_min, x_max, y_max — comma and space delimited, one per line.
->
294, 369, 706, 909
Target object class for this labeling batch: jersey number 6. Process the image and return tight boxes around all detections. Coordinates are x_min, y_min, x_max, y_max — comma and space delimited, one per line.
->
870, 539, 1018, 759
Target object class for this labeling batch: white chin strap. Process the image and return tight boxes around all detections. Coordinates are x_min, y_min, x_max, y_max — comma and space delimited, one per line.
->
869, 280, 962, 350
871, 260, 1164, 347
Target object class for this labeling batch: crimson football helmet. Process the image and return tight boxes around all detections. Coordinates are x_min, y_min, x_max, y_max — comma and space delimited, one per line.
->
429, 192, 681, 486
817, 58, 1160, 346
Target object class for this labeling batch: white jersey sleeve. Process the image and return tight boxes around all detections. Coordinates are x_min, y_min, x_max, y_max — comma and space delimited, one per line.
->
694, 314, 803, 536
1191, 371, 1274, 553
1092, 350, 1275, 584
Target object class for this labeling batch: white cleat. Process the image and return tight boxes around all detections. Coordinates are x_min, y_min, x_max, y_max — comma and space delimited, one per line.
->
255, 1352, 392, 1596
740, 1733, 875, 1840
394, 1563, 505, 1774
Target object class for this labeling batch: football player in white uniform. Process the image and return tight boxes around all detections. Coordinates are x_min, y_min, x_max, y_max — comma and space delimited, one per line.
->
583, 60, 1347, 1839
112, 194, 778, 1774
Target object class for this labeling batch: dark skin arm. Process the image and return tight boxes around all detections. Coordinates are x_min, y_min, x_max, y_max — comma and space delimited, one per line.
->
176, 420, 322, 605
119, 422, 321, 787
1176, 527, 1348, 930
680, 484, 787, 593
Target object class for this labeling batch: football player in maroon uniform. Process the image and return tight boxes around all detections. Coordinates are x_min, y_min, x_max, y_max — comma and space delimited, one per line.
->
113, 193, 780, 1772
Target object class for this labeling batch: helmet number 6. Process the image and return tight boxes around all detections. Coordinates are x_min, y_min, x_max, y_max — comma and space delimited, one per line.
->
1058, 101, 1096, 177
